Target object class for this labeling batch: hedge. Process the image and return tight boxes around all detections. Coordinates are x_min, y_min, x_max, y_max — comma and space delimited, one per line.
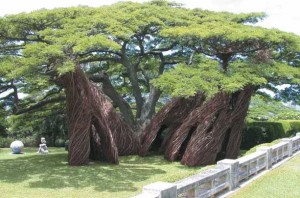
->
0, 136, 38, 148
241, 120, 300, 150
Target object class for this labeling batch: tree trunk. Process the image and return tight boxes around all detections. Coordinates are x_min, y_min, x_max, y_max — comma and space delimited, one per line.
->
140, 85, 161, 124
121, 47, 144, 119
140, 86, 253, 166
62, 65, 139, 166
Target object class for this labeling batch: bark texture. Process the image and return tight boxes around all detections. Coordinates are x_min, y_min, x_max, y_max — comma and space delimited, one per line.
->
139, 93, 205, 155
62, 65, 139, 166
140, 86, 253, 166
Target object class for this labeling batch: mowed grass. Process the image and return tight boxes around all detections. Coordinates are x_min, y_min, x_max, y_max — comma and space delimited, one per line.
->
230, 153, 300, 198
0, 147, 206, 198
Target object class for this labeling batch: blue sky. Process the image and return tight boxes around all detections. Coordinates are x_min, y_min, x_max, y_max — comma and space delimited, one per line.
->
0, 0, 299, 35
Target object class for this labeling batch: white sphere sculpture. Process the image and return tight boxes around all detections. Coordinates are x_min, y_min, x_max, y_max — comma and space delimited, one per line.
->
10, 140, 24, 154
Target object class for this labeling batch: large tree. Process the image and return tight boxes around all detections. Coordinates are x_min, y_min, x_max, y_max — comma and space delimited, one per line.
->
140, 20, 300, 165
0, 1, 299, 166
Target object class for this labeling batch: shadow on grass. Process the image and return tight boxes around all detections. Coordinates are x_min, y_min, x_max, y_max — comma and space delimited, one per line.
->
0, 148, 168, 193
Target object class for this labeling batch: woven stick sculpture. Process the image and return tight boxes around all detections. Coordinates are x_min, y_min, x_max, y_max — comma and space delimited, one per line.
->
140, 86, 253, 166
62, 65, 139, 166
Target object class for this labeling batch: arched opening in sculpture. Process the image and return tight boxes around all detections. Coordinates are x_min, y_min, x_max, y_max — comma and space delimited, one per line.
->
176, 126, 196, 160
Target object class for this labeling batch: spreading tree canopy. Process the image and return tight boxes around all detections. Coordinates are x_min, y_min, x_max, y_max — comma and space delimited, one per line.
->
0, 0, 299, 165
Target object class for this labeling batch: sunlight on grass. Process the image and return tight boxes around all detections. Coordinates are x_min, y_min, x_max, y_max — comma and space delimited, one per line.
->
0, 147, 206, 198
229, 154, 300, 198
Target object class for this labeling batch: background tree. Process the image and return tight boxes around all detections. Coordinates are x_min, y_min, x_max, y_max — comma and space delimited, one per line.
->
275, 85, 300, 106
248, 94, 300, 121
0, 9, 74, 146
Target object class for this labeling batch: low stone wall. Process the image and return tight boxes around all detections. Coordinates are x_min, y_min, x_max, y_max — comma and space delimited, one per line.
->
133, 132, 300, 198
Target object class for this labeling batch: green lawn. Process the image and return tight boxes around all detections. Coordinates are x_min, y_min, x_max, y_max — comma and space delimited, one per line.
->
0, 147, 206, 198
230, 153, 300, 198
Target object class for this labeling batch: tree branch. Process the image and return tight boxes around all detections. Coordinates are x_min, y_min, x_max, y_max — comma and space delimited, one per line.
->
16, 96, 65, 115
79, 56, 121, 64
77, 49, 122, 57
144, 42, 177, 55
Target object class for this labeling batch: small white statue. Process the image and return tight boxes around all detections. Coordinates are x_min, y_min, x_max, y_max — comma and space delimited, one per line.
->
37, 137, 48, 154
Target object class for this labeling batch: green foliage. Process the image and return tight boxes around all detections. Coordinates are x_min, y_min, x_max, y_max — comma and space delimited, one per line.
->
152, 58, 270, 97
0, 137, 14, 148
0, 136, 37, 148
0, 108, 8, 136
54, 139, 66, 147
275, 84, 300, 105
6, 97, 67, 147
241, 120, 300, 149
248, 95, 300, 121
56, 60, 75, 75
1, 1, 282, 87
275, 112, 300, 121
152, 58, 221, 97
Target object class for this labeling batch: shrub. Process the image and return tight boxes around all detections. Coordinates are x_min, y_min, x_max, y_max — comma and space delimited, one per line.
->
0, 137, 14, 148
54, 139, 66, 147
65, 140, 69, 151
0, 136, 38, 148
22, 136, 38, 147
283, 120, 300, 134
241, 120, 300, 150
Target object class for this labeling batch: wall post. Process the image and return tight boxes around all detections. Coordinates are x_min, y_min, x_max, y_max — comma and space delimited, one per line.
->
281, 138, 293, 157
217, 159, 239, 190
257, 147, 272, 169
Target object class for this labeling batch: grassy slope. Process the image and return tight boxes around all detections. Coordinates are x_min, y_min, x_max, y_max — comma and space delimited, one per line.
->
0, 147, 206, 198
230, 153, 300, 198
